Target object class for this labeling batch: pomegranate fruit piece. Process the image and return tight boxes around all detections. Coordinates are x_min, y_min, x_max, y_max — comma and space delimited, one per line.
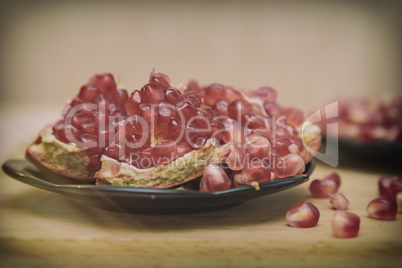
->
199, 163, 232, 192
367, 197, 397, 221
140, 82, 165, 104
286, 201, 320, 228
309, 173, 341, 198
378, 176, 402, 199
329, 193, 349, 210
332, 211, 360, 238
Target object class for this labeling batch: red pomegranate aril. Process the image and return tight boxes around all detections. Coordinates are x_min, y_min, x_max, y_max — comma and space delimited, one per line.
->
141, 82, 165, 104
379, 176, 402, 199
152, 140, 177, 164
87, 154, 102, 171
213, 100, 229, 116
228, 100, 253, 122
324, 172, 341, 189
90, 73, 117, 97
149, 70, 171, 88
244, 114, 267, 130
243, 134, 271, 160
234, 164, 271, 187
309, 175, 340, 198
273, 137, 293, 156
222, 119, 244, 145
125, 115, 146, 136
165, 87, 183, 105
199, 104, 216, 119
332, 211, 360, 238
125, 90, 141, 115
204, 83, 226, 106
80, 122, 98, 135
70, 113, 93, 129
273, 154, 304, 179
176, 142, 192, 157
225, 146, 245, 171
199, 163, 232, 192
186, 79, 204, 98
112, 89, 129, 107
367, 197, 397, 221
139, 104, 159, 125
254, 87, 278, 102
184, 91, 202, 107
78, 84, 100, 102
224, 86, 243, 103
329, 193, 349, 210
193, 136, 207, 149
286, 201, 320, 228
284, 108, 304, 127
96, 94, 112, 110
264, 101, 282, 118
176, 100, 197, 120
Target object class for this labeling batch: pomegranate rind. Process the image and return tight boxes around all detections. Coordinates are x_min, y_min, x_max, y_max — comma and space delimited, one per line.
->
26, 125, 92, 179
95, 140, 228, 188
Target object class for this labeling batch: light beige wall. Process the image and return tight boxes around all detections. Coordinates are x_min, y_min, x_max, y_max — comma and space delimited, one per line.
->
1, 1, 401, 111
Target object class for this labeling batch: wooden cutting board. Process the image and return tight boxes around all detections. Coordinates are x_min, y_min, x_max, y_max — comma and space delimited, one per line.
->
0, 153, 401, 267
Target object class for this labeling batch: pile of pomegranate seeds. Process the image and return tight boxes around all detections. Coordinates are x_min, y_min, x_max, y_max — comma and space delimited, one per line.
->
285, 201, 320, 228
187, 81, 307, 191
328, 98, 402, 142
53, 73, 128, 172
367, 197, 398, 221
332, 212, 360, 238
309, 172, 340, 198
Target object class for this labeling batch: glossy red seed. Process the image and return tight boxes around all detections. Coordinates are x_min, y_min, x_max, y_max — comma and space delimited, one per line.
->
224, 86, 243, 103
184, 91, 202, 107
125, 90, 141, 115
112, 89, 129, 107
213, 100, 229, 116
90, 73, 117, 97
309, 174, 340, 198
141, 82, 165, 104
243, 134, 271, 160
165, 87, 183, 105
78, 84, 100, 102
87, 154, 102, 171
324, 172, 341, 189
367, 197, 397, 221
225, 146, 245, 171
332, 211, 360, 238
152, 140, 177, 164
286, 201, 320, 228
199, 163, 232, 192
329, 193, 349, 210
204, 83, 226, 106
264, 101, 282, 118
186, 80, 204, 98
284, 108, 304, 127
176, 142, 192, 157
228, 100, 253, 121
378, 176, 402, 199
254, 87, 278, 102
149, 70, 171, 89
80, 122, 97, 134
233, 164, 271, 187
273, 154, 305, 179
176, 100, 197, 120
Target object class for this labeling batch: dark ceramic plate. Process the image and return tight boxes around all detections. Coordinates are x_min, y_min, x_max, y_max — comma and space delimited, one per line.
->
322, 136, 402, 173
2, 159, 315, 213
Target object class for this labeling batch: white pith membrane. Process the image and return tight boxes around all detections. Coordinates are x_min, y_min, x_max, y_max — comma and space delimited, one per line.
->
26, 71, 321, 190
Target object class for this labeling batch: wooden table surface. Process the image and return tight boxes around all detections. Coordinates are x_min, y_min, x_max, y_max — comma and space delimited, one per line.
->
0, 106, 401, 267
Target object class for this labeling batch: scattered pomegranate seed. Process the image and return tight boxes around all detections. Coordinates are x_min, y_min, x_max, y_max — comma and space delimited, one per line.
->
329, 193, 349, 210
378, 176, 402, 199
309, 172, 341, 198
199, 163, 232, 192
367, 197, 398, 221
332, 211, 360, 238
285, 201, 320, 228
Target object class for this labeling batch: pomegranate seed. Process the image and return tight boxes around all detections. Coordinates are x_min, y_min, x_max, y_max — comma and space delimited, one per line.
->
213, 100, 229, 116
165, 87, 183, 105
378, 176, 402, 199
204, 83, 226, 106
78, 84, 100, 102
176, 100, 197, 120
309, 173, 340, 198
112, 89, 129, 107
224, 86, 243, 103
367, 197, 397, 221
228, 100, 253, 122
286, 201, 320, 228
284, 108, 304, 127
254, 87, 278, 102
90, 73, 117, 97
225, 146, 245, 171
329, 193, 349, 210
141, 82, 165, 104
263, 101, 282, 118
125, 90, 141, 115
149, 70, 171, 89
243, 134, 271, 160
233, 164, 271, 187
184, 91, 202, 107
200, 163, 232, 192
332, 211, 360, 238
272, 154, 305, 179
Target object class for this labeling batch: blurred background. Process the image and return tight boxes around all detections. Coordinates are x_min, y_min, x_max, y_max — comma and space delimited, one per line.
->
0, 0, 401, 158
